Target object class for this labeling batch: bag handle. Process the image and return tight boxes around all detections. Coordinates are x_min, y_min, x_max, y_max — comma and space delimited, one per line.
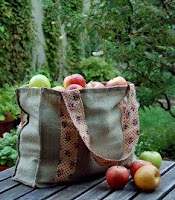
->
61, 84, 139, 167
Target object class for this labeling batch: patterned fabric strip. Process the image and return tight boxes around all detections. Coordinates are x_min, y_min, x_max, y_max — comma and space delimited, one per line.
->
61, 83, 140, 168
54, 97, 79, 182
119, 84, 140, 166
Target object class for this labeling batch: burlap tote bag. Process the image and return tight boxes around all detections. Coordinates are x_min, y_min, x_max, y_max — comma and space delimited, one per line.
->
13, 83, 139, 188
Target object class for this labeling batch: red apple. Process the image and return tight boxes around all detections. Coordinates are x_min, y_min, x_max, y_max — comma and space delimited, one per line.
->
52, 86, 65, 92
63, 74, 86, 88
86, 81, 105, 88
106, 166, 130, 190
134, 165, 161, 191
66, 84, 83, 90
130, 160, 152, 178
106, 76, 128, 87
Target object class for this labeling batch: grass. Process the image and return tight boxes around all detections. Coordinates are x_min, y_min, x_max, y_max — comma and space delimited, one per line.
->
135, 106, 175, 160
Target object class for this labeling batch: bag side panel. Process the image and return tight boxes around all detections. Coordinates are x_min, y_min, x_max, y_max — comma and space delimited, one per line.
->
83, 88, 126, 159
72, 87, 127, 180
35, 90, 61, 187
13, 89, 41, 187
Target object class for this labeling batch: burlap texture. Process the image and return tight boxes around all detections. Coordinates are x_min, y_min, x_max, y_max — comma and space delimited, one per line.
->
13, 85, 139, 188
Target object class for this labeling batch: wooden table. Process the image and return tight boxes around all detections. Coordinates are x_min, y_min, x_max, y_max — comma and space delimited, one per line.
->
0, 160, 175, 200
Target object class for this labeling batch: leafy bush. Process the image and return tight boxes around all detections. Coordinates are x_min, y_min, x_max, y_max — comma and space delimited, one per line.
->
87, 0, 175, 117
0, 84, 20, 120
1, 0, 175, 118
0, 1, 35, 87
47, 0, 174, 116
135, 106, 175, 159
0, 129, 18, 167
42, 0, 61, 81
70, 57, 121, 82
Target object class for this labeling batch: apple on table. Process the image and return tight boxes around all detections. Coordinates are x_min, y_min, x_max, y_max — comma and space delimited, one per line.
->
130, 160, 152, 178
139, 151, 162, 169
106, 166, 130, 190
134, 165, 161, 191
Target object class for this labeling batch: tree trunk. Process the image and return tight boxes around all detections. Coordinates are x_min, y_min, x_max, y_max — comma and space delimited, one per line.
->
31, 0, 47, 71
57, 2, 68, 83
80, 0, 91, 57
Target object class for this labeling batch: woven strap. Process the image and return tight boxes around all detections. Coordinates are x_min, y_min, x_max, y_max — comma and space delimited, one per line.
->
61, 83, 139, 167
54, 97, 79, 182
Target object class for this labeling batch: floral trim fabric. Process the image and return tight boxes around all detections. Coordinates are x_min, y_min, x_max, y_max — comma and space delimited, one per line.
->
118, 84, 140, 167
54, 96, 79, 182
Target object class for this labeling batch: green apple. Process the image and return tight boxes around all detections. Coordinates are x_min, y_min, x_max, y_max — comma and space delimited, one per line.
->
29, 74, 51, 88
139, 151, 162, 169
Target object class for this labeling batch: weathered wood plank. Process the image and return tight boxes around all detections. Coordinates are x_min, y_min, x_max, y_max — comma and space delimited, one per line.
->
17, 185, 67, 200
47, 177, 104, 200
160, 161, 175, 175
76, 179, 137, 200
0, 167, 14, 182
76, 161, 175, 200
74, 179, 113, 200
132, 166, 175, 200
0, 184, 34, 200
162, 188, 175, 200
0, 161, 174, 200
17, 177, 103, 200
0, 178, 19, 193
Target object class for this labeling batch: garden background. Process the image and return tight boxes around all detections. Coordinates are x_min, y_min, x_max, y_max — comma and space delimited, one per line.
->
0, 0, 175, 168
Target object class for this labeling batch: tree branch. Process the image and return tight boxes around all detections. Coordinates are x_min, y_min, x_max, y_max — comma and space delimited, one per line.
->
125, 60, 160, 87
164, 93, 171, 111
157, 100, 167, 110
167, 66, 175, 76
157, 94, 175, 118
160, 0, 175, 24
126, 60, 175, 118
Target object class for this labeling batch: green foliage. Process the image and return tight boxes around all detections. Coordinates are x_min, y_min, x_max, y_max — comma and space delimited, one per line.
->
87, 0, 175, 116
41, 0, 175, 116
0, 129, 18, 167
61, 1, 83, 69
42, 0, 61, 81
42, 0, 84, 80
0, 1, 34, 87
136, 106, 175, 159
1, 0, 175, 117
70, 57, 120, 82
0, 84, 20, 120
